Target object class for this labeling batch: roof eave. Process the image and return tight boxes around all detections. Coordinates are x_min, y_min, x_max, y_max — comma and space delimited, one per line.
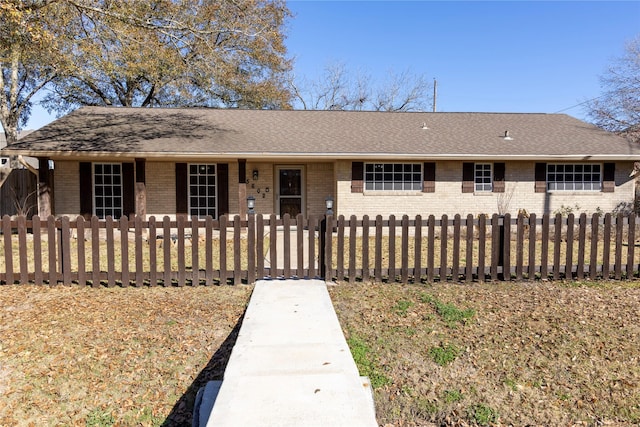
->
4, 150, 640, 162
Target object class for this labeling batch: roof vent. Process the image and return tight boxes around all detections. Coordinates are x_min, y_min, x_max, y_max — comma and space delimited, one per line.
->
503, 130, 513, 141
421, 122, 429, 130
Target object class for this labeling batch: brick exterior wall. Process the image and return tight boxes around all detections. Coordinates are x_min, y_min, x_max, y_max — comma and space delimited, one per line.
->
146, 161, 176, 218
336, 160, 637, 217
48, 159, 635, 219
306, 162, 334, 217
53, 160, 80, 217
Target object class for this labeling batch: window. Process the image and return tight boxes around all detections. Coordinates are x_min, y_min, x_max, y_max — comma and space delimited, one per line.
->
474, 163, 492, 192
547, 164, 601, 191
364, 163, 422, 191
189, 164, 217, 218
93, 163, 122, 218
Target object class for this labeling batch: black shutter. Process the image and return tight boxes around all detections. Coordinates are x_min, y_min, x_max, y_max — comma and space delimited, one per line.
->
351, 162, 364, 193
218, 163, 229, 217
603, 163, 615, 192
175, 163, 188, 215
535, 163, 547, 193
122, 163, 135, 219
493, 163, 505, 193
462, 162, 474, 193
79, 162, 92, 217
423, 162, 435, 193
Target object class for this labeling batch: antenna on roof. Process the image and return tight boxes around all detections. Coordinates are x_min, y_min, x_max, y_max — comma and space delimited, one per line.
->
432, 79, 437, 113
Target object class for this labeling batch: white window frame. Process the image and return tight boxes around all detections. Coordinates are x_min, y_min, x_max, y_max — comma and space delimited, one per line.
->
93, 163, 123, 219
188, 164, 218, 218
547, 163, 602, 191
474, 163, 492, 192
364, 163, 422, 191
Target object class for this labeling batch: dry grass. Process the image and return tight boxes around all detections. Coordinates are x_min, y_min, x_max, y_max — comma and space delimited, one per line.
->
329, 280, 640, 426
0, 284, 252, 426
1, 280, 638, 426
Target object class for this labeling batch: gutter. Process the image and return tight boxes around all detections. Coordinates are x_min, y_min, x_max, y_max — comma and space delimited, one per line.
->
5, 150, 640, 162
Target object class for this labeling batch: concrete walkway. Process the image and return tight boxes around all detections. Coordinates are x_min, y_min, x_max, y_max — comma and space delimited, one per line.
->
195, 279, 378, 427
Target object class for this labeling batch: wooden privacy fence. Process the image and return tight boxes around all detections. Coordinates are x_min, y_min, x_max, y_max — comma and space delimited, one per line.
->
1, 212, 640, 286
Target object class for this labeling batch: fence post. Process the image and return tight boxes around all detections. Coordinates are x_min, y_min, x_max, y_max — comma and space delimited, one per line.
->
320, 198, 334, 280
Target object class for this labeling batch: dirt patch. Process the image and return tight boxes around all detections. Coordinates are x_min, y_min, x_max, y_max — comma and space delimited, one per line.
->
0, 284, 252, 426
329, 280, 640, 426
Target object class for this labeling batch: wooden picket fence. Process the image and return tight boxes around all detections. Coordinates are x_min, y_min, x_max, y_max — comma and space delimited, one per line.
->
1, 212, 639, 286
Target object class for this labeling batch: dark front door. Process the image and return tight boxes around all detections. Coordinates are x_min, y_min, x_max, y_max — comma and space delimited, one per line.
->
278, 167, 303, 217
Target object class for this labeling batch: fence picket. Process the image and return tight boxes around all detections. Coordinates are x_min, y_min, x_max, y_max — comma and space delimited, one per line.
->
335, 215, 344, 280
234, 215, 242, 285
427, 215, 435, 282
565, 214, 575, 280
528, 214, 537, 280
627, 215, 635, 279
61, 216, 72, 285
590, 214, 599, 280
516, 214, 524, 280
401, 215, 409, 284
176, 215, 186, 286
135, 216, 143, 286
362, 215, 370, 282
452, 214, 461, 282
192, 217, 200, 286
541, 214, 550, 280
120, 216, 129, 287
2, 216, 13, 285
256, 215, 265, 280
297, 214, 304, 279
478, 215, 486, 282
375, 215, 382, 282
349, 215, 357, 283
220, 215, 228, 284
465, 214, 473, 282
149, 216, 158, 286
603, 213, 612, 279
503, 213, 511, 280
163, 216, 172, 286
615, 213, 623, 280
283, 214, 291, 279
553, 214, 562, 281
33, 216, 43, 285
415, 215, 422, 282
18, 216, 28, 285
269, 214, 277, 278
91, 216, 100, 287
577, 213, 586, 280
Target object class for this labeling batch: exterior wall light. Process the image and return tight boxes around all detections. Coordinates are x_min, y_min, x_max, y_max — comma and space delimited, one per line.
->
252, 169, 259, 181
247, 195, 256, 214
325, 196, 334, 216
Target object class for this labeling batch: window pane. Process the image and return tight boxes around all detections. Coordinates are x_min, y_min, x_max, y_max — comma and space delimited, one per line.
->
546, 164, 601, 192
364, 163, 421, 191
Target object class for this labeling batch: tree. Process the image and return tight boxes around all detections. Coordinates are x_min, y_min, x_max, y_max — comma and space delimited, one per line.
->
1, 0, 292, 146
586, 35, 640, 143
0, 1, 71, 146
289, 62, 433, 112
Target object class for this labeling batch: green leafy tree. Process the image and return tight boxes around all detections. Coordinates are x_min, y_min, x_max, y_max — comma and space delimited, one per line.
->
586, 35, 640, 143
1, 0, 292, 146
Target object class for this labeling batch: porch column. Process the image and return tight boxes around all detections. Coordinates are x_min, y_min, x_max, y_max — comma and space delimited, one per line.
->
135, 158, 146, 219
37, 157, 53, 218
238, 159, 247, 218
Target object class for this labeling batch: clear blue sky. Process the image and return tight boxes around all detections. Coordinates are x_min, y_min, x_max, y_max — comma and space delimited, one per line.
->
25, 0, 640, 129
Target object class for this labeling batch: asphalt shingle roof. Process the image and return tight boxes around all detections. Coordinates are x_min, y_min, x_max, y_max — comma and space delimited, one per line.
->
4, 106, 639, 160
